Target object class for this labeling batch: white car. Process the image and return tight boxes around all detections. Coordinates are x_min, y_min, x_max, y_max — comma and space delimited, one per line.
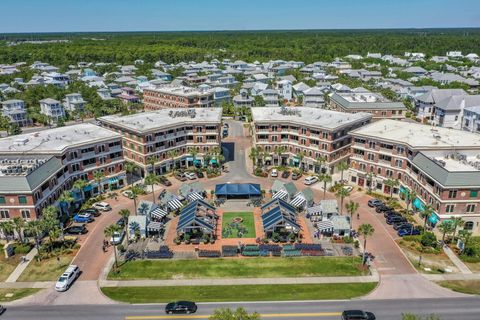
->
271, 169, 278, 177
304, 176, 318, 185
93, 202, 112, 211
122, 190, 133, 198
110, 230, 125, 245
343, 185, 354, 192
184, 172, 197, 180
55, 265, 80, 292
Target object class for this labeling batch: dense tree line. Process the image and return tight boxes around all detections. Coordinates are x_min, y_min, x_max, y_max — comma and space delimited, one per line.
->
1, 29, 479, 67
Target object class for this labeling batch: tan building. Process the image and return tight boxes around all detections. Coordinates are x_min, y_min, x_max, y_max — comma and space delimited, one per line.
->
251, 107, 372, 173
143, 85, 214, 110
0, 124, 125, 220
99, 108, 222, 176
349, 119, 480, 234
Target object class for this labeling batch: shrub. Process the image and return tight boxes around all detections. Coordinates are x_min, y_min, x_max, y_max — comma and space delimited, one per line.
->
403, 235, 422, 243
343, 236, 354, 244
13, 243, 33, 254
421, 232, 437, 248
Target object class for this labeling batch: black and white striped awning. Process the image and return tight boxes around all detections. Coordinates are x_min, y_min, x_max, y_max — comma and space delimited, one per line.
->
151, 207, 168, 220
272, 189, 288, 200
187, 192, 203, 202
168, 198, 183, 210
317, 220, 334, 232
307, 204, 322, 216
290, 194, 306, 208
147, 221, 164, 231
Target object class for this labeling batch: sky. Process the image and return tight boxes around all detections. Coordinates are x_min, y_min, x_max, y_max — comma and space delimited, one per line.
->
1, 0, 480, 33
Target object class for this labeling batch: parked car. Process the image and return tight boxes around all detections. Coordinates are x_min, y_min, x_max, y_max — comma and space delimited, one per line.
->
55, 265, 80, 292
64, 224, 88, 235
271, 169, 278, 177
304, 176, 318, 185
158, 176, 172, 186
110, 230, 125, 245
375, 204, 392, 213
343, 185, 353, 192
174, 172, 187, 182
398, 228, 421, 236
393, 222, 413, 231
196, 171, 204, 178
386, 216, 407, 225
116, 217, 126, 228
367, 199, 383, 207
281, 170, 290, 178
92, 202, 112, 211
222, 128, 228, 138
184, 172, 197, 180
79, 208, 100, 217
73, 213, 94, 223
384, 211, 400, 218
292, 171, 302, 180
342, 310, 376, 320
122, 190, 134, 198
165, 301, 197, 314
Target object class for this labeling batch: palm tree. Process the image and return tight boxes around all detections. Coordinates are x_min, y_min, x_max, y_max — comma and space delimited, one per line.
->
93, 171, 105, 194
384, 179, 400, 198
119, 209, 131, 242
358, 223, 375, 265
188, 147, 199, 166
104, 224, 121, 270
144, 173, 160, 204
336, 161, 349, 182
58, 190, 74, 216
166, 150, 178, 171
405, 189, 417, 213
317, 173, 332, 200
346, 201, 360, 223
47, 226, 61, 252
314, 155, 327, 174
73, 179, 88, 200
458, 230, 472, 254
422, 205, 435, 233
366, 172, 376, 192
125, 162, 139, 186
12, 217, 25, 242
248, 147, 259, 168
450, 216, 464, 241
335, 187, 351, 215
129, 185, 144, 214
438, 220, 454, 244
25, 220, 44, 257
274, 146, 286, 166
0, 221, 14, 241
146, 156, 156, 175
297, 151, 306, 170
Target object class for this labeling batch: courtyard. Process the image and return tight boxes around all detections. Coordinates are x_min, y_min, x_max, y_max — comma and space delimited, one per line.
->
221, 211, 256, 238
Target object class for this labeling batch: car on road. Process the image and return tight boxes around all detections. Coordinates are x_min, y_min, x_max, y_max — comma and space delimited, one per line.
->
342, 310, 376, 320
398, 228, 421, 236
158, 176, 172, 186
367, 199, 383, 207
174, 172, 187, 182
386, 215, 407, 225
73, 213, 94, 223
55, 265, 80, 292
222, 128, 228, 138
0, 305, 5, 315
122, 190, 134, 199
64, 224, 88, 235
79, 208, 101, 217
196, 171, 204, 178
110, 230, 125, 245
375, 204, 392, 213
304, 176, 318, 185
271, 169, 278, 177
281, 170, 290, 178
393, 222, 413, 231
93, 202, 112, 211
292, 171, 302, 180
184, 172, 197, 180
165, 301, 197, 314
343, 185, 353, 192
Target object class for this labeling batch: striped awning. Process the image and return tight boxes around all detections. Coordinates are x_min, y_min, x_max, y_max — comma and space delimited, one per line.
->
272, 189, 288, 200
187, 192, 203, 202
307, 204, 323, 216
290, 194, 306, 208
317, 220, 334, 232
168, 198, 183, 210
151, 207, 168, 220
147, 221, 164, 231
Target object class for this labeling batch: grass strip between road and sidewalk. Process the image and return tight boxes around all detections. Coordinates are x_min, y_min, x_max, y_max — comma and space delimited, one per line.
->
0, 288, 41, 302
108, 257, 367, 280
102, 283, 377, 303
437, 280, 480, 295
17, 253, 75, 282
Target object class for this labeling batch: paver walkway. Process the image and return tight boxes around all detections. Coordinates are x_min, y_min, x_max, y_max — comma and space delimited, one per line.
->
443, 245, 472, 274
5, 247, 38, 283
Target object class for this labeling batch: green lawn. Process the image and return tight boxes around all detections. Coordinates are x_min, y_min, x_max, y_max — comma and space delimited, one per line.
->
0, 255, 22, 282
0, 288, 41, 302
109, 257, 366, 280
17, 252, 75, 282
221, 212, 256, 238
438, 280, 480, 295
102, 283, 377, 303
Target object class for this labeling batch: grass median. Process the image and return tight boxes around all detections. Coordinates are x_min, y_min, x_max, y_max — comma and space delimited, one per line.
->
102, 283, 377, 303
0, 288, 41, 302
108, 256, 366, 280
17, 252, 75, 282
438, 280, 480, 295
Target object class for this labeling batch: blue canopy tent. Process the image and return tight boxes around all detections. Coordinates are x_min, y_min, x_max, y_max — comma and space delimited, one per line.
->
215, 183, 262, 199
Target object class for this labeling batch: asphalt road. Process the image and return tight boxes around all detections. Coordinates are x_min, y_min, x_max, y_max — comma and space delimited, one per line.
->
3, 297, 480, 320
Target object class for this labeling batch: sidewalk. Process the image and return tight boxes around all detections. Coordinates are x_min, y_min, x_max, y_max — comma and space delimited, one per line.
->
442, 246, 472, 274
0, 281, 53, 289
423, 273, 480, 281
5, 248, 38, 283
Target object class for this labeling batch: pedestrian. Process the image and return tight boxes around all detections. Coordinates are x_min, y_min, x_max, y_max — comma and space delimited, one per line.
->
357, 213, 360, 219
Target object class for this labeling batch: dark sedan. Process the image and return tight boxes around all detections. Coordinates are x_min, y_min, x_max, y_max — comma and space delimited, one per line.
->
281, 170, 291, 178
159, 176, 172, 186
79, 208, 101, 217
64, 225, 88, 235
367, 199, 383, 207
165, 301, 197, 314
375, 205, 392, 213
386, 216, 407, 225
393, 222, 413, 231
342, 310, 376, 320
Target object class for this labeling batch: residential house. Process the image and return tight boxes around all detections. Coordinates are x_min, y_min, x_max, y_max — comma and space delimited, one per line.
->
40, 98, 65, 121
1, 99, 28, 127
63, 93, 86, 112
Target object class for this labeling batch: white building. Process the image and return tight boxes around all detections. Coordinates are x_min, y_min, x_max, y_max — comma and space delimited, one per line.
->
303, 87, 325, 108
40, 98, 65, 121
1, 99, 28, 127
415, 89, 467, 122
63, 93, 86, 112
433, 95, 480, 129
276, 79, 292, 101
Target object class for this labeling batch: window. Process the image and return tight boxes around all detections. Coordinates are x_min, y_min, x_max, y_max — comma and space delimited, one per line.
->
466, 204, 476, 213
470, 190, 478, 198
448, 190, 457, 198
464, 221, 474, 230
395, 160, 403, 168
18, 196, 27, 204
21, 210, 30, 219
367, 153, 375, 161
0, 196, 5, 204
0, 210, 9, 219
445, 204, 455, 213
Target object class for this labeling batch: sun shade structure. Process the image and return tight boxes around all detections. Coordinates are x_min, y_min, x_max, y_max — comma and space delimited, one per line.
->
215, 183, 262, 199
176, 199, 217, 235
261, 198, 301, 233
272, 189, 288, 200
151, 207, 168, 220
317, 220, 334, 232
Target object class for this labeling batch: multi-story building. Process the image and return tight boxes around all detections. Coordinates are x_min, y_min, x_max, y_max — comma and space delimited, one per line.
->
349, 119, 480, 234
233, 89, 254, 108
99, 108, 222, 176
433, 95, 480, 129
143, 85, 214, 110
63, 93, 86, 112
262, 89, 280, 107
463, 106, 480, 133
416, 88, 466, 123
329, 91, 407, 120
40, 98, 65, 121
0, 124, 125, 220
1, 99, 28, 127
251, 107, 372, 173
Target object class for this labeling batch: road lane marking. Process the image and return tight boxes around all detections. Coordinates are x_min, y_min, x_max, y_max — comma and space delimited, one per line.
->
125, 312, 342, 319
